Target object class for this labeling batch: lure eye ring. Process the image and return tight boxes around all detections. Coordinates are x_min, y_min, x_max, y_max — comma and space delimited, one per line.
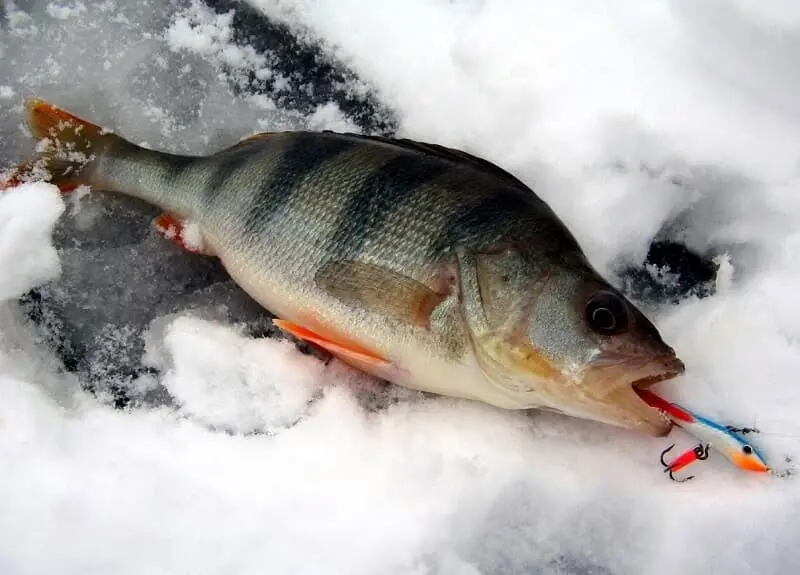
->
742, 445, 753, 455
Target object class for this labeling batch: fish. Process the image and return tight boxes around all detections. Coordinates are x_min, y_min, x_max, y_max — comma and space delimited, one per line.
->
3, 97, 685, 435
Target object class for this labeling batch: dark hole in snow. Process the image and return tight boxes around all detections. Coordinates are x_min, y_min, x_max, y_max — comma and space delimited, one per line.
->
618, 240, 719, 305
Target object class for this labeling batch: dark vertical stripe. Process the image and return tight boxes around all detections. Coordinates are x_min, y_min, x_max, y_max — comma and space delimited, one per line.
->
433, 190, 533, 253
158, 152, 195, 184
327, 154, 451, 259
241, 133, 358, 236
201, 147, 255, 205
432, 186, 581, 259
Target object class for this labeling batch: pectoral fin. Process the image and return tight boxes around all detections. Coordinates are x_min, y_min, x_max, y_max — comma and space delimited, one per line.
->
314, 260, 447, 329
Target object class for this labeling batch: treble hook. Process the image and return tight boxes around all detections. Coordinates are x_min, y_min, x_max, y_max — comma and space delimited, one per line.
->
660, 443, 710, 482
660, 443, 675, 467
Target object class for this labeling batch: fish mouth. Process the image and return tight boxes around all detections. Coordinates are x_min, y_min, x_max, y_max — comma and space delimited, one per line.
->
586, 354, 685, 436
630, 364, 684, 389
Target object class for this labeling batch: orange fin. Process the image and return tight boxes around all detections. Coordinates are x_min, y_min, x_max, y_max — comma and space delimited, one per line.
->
5, 98, 124, 193
240, 131, 277, 143
273, 318, 395, 376
27, 98, 107, 143
152, 212, 215, 256
226, 131, 279, 152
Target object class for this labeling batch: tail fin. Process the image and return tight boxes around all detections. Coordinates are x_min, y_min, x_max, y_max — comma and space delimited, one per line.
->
1, 98, 124, 193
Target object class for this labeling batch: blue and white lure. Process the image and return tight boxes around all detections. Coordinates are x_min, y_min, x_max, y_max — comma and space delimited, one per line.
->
636, 389, 770, 482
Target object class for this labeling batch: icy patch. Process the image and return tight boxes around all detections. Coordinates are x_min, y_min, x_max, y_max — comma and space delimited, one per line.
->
45, 1, 87, 20
4, 1, 39, 37
0, 183, 64, 302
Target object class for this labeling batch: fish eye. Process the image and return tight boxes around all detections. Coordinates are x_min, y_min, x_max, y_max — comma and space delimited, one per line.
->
585, 291, 628, 335
742, 445, 753, 455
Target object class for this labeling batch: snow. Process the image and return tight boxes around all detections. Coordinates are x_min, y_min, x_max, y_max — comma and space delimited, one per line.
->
166, 2, 266, 73
0, 184, 64, 302
1, 1, 800, 574
144, 315, 324, 435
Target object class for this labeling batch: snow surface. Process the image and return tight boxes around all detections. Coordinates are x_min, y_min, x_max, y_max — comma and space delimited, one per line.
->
2, 1, 800, 574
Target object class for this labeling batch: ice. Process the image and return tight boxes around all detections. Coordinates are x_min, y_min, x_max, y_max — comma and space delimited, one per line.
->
1, 1, 800, 574
45, 1, 86, 20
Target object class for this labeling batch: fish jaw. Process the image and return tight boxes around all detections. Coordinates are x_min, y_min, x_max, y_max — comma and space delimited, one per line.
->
466, 332, 682, 434
595, 381, 674, 435
532, 378, 676, 436
578, 353, 686, 435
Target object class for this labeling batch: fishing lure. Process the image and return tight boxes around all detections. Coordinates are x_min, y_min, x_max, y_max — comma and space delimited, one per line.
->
635, 388, 769, 481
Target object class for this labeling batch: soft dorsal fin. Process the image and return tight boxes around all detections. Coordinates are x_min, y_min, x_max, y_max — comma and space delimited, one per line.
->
323, 131, 532, 192
224, 131, 279, 152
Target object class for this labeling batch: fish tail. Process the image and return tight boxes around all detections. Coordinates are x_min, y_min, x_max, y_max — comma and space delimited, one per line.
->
1, 98, 127, 193
3, 98, 201, 220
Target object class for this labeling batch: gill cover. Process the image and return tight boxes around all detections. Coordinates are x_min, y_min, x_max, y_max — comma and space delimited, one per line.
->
455, 246, 559, 401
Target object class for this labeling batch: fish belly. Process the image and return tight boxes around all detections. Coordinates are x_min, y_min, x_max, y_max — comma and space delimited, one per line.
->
213, 237, 531, 408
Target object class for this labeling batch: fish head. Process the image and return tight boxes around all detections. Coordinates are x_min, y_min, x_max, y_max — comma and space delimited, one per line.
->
461, 247, 684, 435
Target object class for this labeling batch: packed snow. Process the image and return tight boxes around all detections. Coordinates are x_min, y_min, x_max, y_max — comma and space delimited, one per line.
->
2, 1, 800, 574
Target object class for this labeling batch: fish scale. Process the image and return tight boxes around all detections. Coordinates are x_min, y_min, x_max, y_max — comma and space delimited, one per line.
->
5, 98, 687, 435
